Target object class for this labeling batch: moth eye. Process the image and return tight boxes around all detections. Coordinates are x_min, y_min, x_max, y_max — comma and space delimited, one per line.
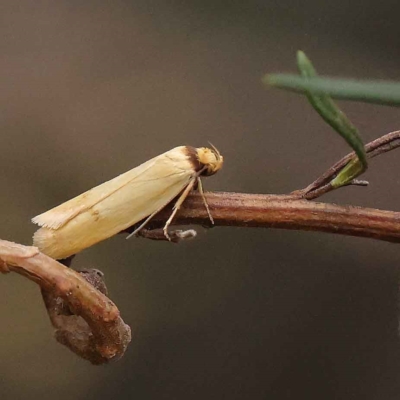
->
201, 162, 219, 176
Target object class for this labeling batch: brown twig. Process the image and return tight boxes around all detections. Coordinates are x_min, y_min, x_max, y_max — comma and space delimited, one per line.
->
135, 192, 400, 243
292, 130, 400, 199
0, 240, 131, 365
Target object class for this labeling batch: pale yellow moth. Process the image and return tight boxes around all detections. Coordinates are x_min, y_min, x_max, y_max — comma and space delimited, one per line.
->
32, 145, 223, 260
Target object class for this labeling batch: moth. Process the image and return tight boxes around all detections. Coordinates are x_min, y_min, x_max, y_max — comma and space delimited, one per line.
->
32, 145, 223, 260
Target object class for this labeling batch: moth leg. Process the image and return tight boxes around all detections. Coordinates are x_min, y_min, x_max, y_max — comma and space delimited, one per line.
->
197, 177, 214, 225
163, 177, 197, 240
126, 208, 164, 239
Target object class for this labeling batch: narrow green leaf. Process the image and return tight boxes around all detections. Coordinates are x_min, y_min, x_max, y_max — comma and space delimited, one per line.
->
264, 74, 400, 107
294, 51, 367, 174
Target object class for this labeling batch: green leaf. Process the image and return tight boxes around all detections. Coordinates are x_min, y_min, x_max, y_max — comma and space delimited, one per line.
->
294, 51, 367, 175
264, 74, 400, 107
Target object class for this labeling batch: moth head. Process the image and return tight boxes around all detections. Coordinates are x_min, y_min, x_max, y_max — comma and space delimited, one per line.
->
197, 144, 223, 176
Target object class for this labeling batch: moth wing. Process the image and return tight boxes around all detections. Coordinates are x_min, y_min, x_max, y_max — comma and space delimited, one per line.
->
32, 168, 193, 259
31, 151, 184, 230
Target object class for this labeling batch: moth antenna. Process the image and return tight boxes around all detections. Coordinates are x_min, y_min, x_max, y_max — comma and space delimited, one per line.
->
207, 142, 221, 160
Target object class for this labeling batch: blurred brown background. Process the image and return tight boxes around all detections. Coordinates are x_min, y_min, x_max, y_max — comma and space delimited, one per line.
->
1, 1, 399, 399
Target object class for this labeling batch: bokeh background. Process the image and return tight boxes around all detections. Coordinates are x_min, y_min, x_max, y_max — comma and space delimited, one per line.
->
1, 1, 399, 399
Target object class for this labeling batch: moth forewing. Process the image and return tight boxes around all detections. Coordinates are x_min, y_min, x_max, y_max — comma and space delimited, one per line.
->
32, 147, 189, 229
32, 145, 223, 260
